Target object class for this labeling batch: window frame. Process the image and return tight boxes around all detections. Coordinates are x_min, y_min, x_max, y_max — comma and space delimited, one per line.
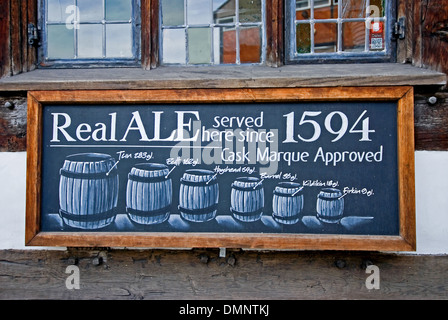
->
36, 0, 399, 69
38, 0, 142, 68
284, 0, 397, 64
158, 0, 267, 66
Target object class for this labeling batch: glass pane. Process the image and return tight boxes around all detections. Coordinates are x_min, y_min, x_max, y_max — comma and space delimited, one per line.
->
187, 0, 212, 24
296, 7, 311, 21
77, 0, 103, 21
213, 26, 236, 64
314, 1, 335, 20
47, 0, 74, 22
188, 28, 211, 64
78, 24, 103, 58
162, 0, 185, 25
315, 0, 331, 7
106, 24, 133, 57
295, 0, 309, 9
162, 28, 186, 63
47, 24, 74, 58
239, 26, 261, 63
106, 0, 132, 21
340, 0, 366, 19
296, 23, 311, 54
369, 0, 385, 17
342, 21, 365, 52
239, 0, 261, 23
368, 20, 385, 51
213, 0, 235, 24
314, 23, 337, 53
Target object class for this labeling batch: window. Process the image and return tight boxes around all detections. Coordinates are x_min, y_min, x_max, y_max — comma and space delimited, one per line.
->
39, 0, 395, 68
285, 0, 394, 63
160, 0, 266, 65
41, 0, 140, 65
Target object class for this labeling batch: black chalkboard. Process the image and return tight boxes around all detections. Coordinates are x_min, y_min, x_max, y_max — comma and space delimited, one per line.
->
26, 88, 416, 250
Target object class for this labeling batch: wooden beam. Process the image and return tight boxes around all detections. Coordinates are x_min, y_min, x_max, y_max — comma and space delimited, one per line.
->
0, 249, 447, 300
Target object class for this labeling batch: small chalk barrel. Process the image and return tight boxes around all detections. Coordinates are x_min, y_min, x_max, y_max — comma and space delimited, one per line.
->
58, 153, 119, 230
230, 177, 264, 222
126, 163, 172, 225
316, 188, 344, 223
272, 182, 304, 225
179, 169, 219, 222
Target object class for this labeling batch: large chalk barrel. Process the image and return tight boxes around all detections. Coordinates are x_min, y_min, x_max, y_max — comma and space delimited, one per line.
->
230, 177, 264, 222
316, 188, 344, 223
126, 163, 172, 225
179, 169, 219, 222
58, 153, 119, 230
272, 182, 304, 225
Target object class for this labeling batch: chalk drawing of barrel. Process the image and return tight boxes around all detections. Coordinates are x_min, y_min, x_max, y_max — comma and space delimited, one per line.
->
316, 188, 344, 223
272, 182, 304, 225
58, 153, 119, 230
230, 177, 264, 222
178, 169, 219, 222
126, 163, 172, 225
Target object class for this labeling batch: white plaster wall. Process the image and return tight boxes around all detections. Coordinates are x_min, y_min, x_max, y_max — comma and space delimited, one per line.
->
0, 151, 447, 253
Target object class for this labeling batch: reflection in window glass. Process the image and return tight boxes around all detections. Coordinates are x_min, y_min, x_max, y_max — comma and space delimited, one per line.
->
106, 0, 132, 21
292, 0, 388, 57
47, 0, 73, 22
188, 28, 212, 64
44, 0, 137, 62
213, 26, 236, 64
340, 0, 365, 19
342, 21, 365, 52
239, 26, 261, 63
162, 29, 186, 64
187, 0, 212, 24
106, 24, 133, 58
77, 0, 103, 21
78, 24, 103, 58
314, 23, 337, 53
213, 0, 235, 24
239, 0, 261, 23
161, 0, 185, 25
47, 24, 74, 59
296, 23, 311, 53
161, 0, 265, 65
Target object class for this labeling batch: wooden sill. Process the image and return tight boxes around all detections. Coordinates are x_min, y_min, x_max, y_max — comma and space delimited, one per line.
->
0, 63, 446, 91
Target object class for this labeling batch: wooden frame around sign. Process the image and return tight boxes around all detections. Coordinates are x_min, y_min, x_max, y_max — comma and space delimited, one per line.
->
25, 87, 416, 251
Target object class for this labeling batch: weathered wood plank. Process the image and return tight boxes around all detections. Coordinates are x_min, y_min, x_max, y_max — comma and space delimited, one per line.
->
0, 0, 11, 78
0, 94, 27, 152
0, 249, 447, 300
414, 87, 448, 150
0, 64, 445, 91
420, 0, 448, 75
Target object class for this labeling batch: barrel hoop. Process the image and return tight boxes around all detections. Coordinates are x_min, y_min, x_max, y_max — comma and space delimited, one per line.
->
60, 168, 117, 180
178, 204, 218, 215
230, 207, 264, 216
180, 178, 217, 187
231, 183, 263, 191
126, 205, 171, 217
273, 190, 303, 197
59, 208, 116, 222
272, 213, 299, 221
318, 195, 343, 201
317, 213, 343, 220
128, 173, 169, 183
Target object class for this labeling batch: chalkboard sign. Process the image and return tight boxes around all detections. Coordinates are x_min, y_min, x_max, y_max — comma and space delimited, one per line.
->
25, 87, 416, 251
